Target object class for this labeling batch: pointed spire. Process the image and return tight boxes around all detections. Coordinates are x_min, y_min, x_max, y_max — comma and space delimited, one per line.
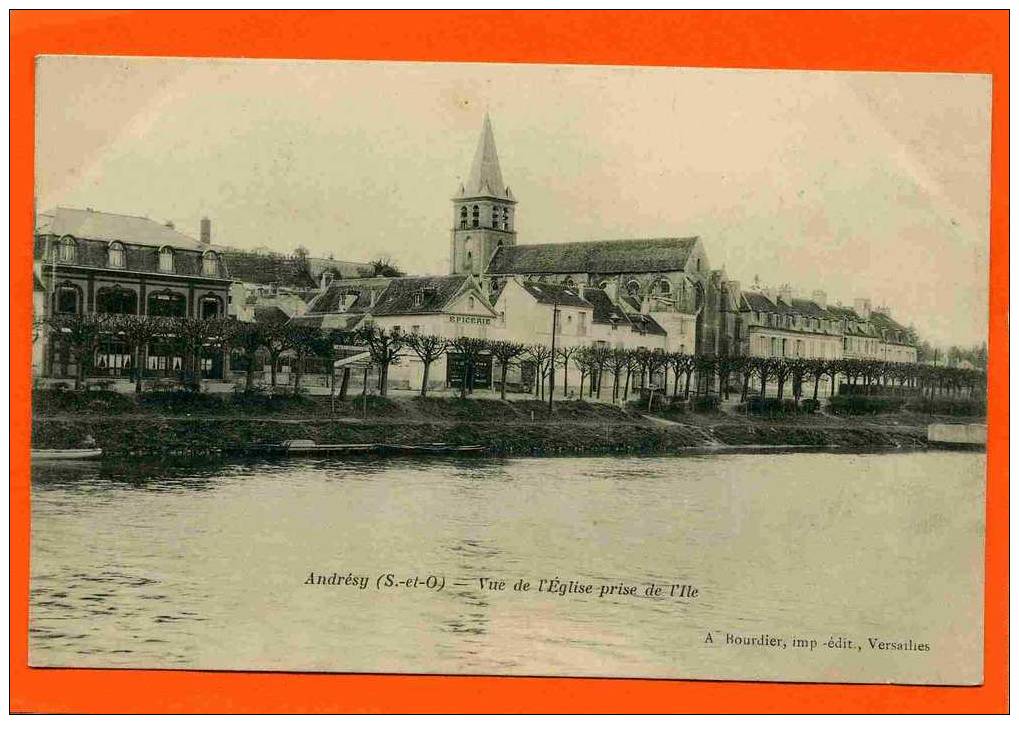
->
464, 113, 511, 199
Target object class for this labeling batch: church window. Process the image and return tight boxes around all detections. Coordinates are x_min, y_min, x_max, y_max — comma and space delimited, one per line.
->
471, 205, 480, 228
656, 279, 672, 296
459, 206, 468, 229
491, 207, 500, 229
465, 251, 473, 271
562, 277, 576, 288
502, 208, 510, 230
626, 280, 642, 297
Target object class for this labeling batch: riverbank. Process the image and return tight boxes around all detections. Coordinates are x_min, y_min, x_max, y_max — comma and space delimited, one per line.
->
29, 393, 975, 457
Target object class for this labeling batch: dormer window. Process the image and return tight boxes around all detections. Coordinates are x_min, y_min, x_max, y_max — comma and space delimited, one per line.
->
158, 246, 174, 273
58, 235, 76, 263
202, 250, 219, 277
414, 291, 424, 308
108, 241, 125, 268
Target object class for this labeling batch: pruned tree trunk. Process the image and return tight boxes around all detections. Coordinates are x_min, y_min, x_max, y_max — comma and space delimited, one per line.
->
420, 360, 431, 397
338, 367, 350, 401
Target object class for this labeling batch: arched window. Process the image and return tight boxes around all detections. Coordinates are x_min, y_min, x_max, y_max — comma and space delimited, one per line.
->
459, 206, 468, 229
158, 247, 174, 273
53, 283, 81, 315
502, 207, 510, 230
465, 250, 473, 272
626, 280, 642, 298
108, 241, 125, 268
59, 236, 77, 263
147, 290, 186, 318
655, 278, 672, 296
96, 286, 137, 315
199, 294, 222, 320
562, 276, 576, 288
491, 206, 500, 229
471, 205, 480, 228
202, 250, 219, 278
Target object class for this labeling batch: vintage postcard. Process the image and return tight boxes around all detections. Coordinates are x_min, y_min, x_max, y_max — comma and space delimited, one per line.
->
28, 55, 990, 686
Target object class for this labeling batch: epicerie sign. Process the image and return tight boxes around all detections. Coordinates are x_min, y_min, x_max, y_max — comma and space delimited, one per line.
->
449, 315, 492, 325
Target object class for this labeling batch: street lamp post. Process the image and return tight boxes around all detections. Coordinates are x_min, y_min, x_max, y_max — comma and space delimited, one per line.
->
548, 296, 559, 414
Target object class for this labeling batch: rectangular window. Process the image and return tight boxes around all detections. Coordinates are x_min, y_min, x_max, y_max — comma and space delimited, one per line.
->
578, 312, 587, 336
159, 250, 173, 273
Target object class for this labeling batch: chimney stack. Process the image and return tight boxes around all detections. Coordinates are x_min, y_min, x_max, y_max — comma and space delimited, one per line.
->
778, 284, 794, 303
853, 298, 872, 319
811, 289, 827, 308
200, 216, 212, 245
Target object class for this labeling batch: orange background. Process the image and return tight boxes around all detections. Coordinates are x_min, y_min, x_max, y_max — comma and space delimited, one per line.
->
9, 10, 1009, 713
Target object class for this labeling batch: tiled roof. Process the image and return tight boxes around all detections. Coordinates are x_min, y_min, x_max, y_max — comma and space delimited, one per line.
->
307, 283, 383, 315
487, 237, 699, 275
518, 280, 591, 308
370, 276, 472, 317
37, 207, 206, 249
869, 311, 914, 344
306, 256, 372, 280
220, 251, 318, 289
581, 287, 630, 325
33, 235, 229, 280
629, 313, 667, 337
253, 305, 290, 325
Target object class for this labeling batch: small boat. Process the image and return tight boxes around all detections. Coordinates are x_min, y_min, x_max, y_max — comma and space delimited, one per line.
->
32, 447, 103, 461
281, 439, 486, 456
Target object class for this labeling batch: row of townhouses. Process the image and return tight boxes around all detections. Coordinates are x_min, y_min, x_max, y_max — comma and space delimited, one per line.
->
32, 114, 918, 394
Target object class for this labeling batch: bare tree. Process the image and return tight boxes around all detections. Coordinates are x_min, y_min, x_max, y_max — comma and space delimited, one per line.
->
110, 314, 164, 394
227, 321, 269, 393
447, 336, 489, 399
357, 324, 406, 397
526, 343, 553, 401
555, 345, 580, 399
46, 313, 111, 391
404, 332, 448, 397
489, 340, 528, 401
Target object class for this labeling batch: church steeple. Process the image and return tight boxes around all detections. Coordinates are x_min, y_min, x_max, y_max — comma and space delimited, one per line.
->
464, 113, 514, 200
450, 114, 517, 275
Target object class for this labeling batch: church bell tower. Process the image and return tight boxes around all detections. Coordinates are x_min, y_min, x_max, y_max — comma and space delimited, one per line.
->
450, 113, 516, 275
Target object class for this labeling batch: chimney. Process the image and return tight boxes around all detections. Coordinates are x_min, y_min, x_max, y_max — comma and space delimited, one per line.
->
200, 216, 212, 245
874, 304, 890, 316
853, 298, 872, 319
320, 271, 335, 291
811, 289, 827, 308
778, 284, 793, 303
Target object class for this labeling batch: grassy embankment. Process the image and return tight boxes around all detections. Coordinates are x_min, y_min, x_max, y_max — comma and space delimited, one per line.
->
30, 388, 979, 457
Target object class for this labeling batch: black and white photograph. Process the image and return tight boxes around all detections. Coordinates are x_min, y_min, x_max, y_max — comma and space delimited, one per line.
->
30, 56, 990, 684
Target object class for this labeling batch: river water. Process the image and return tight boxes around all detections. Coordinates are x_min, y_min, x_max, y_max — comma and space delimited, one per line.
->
29, 451, 985, 684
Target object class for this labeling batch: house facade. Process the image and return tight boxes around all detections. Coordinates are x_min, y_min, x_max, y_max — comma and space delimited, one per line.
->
34, 207, 233, 381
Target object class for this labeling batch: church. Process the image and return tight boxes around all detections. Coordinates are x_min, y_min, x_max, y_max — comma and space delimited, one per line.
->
448, 113, 734, 358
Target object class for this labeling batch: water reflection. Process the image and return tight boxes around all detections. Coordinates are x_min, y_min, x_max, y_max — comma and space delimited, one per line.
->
29, 452, 986, 683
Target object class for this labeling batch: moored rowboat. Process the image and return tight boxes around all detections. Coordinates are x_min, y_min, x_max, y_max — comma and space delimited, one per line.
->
32, 448, 103, 461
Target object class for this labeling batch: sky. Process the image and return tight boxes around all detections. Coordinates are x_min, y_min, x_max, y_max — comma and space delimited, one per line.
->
35, 56, 991, 347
